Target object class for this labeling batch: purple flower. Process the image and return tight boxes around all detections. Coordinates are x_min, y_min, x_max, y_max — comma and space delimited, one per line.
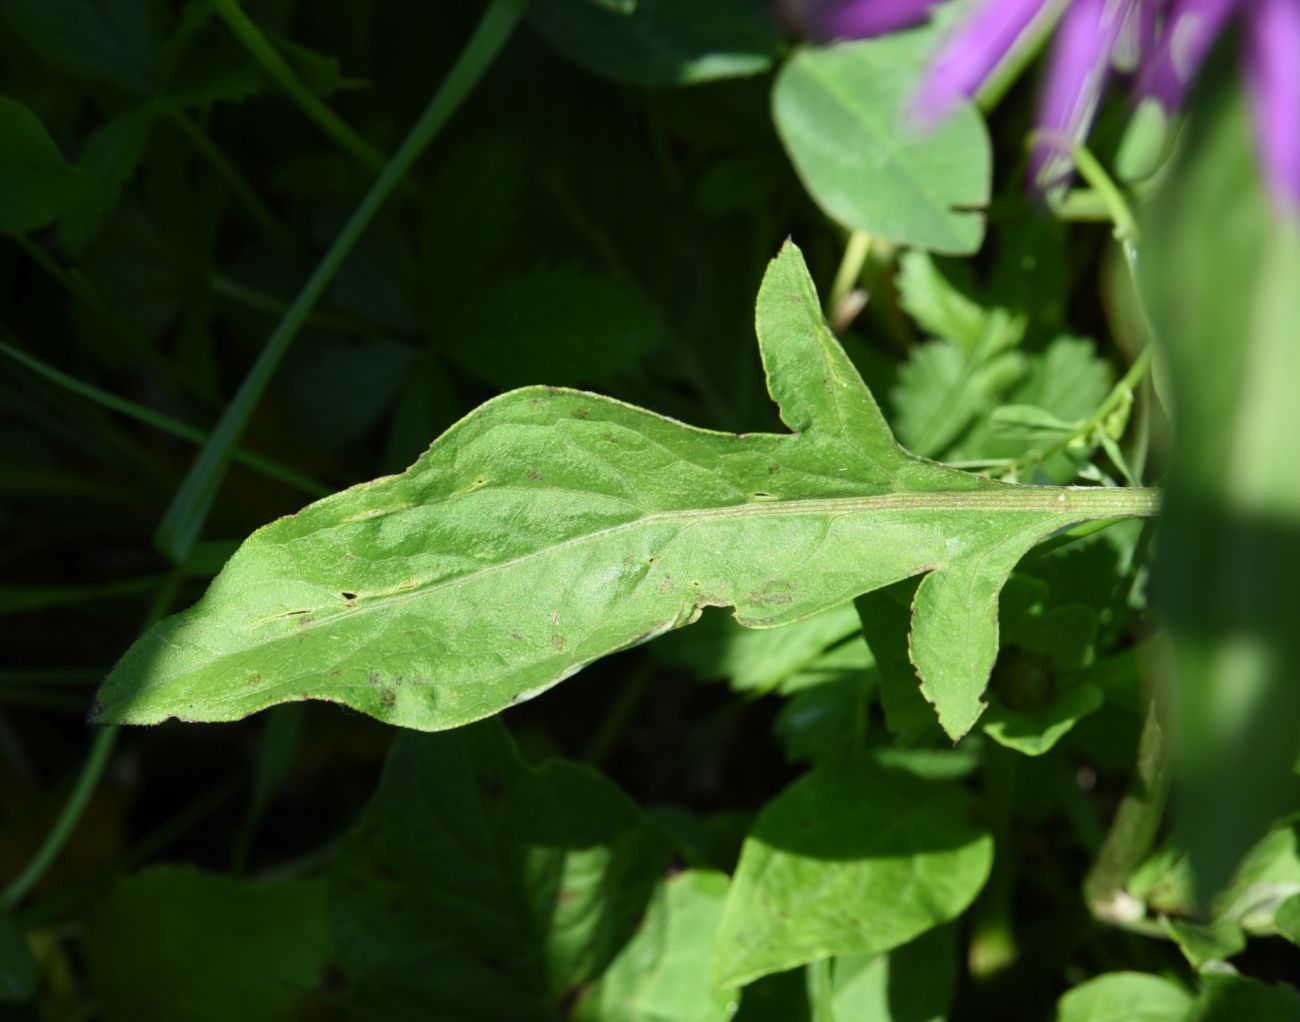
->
791, 0, 940, 41
910, 0, 1300, 211
815, 0, 1300, 211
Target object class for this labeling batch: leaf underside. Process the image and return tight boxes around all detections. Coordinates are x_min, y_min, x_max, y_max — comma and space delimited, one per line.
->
94, 243, 1156, 740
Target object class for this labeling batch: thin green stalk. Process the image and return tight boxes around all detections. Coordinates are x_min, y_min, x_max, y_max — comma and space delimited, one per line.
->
1085, 689, 1172, 935
827, 230, 871, 316
1070, 142, 1140, 247
0, 337, 327, 498
211, 0, 388, 176
1008, 346, 1153, 475
156, 0, 526, 563
583, 662, 654, 768
169, 111, 297, 250
1, 571, 186, 911
211, 273, 377, 336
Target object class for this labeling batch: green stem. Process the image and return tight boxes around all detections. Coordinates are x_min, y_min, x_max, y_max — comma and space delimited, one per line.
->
1070, 142, 1140, 247
1084, 688, 1172, 930
0, 337, 327, 498
211, 0, 388, 176
155, 0, 525, 563
169, 111, 297, 250
1008, 347, 1153, 476
0, 571, 186, 911
827, 230, 871, 316
211, 273, 377, 336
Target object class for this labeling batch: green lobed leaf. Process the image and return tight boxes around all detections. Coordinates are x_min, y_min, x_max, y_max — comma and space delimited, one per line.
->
1055, 971, 1192, 1022
529, 0, 779, 87
82, 866, 331, 1022
772, 34, 991, 253
94, 242, 1157, 741
711, 755, 992, 988
895, 251, 988, 353
329, 720, 678, 1020
0, 96, 90, 235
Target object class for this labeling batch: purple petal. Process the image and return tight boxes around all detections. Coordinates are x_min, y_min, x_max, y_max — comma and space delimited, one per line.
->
911, 0, 1053, 127
1031, 0, 1141, 189
1245, 0, 1300, 212
1138, 0, 1239, 110
807, 0, 939, 41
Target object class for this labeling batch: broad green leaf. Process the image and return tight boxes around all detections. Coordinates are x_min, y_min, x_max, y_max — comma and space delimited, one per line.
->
1186, 973, 1300, 1022
982, 683, 1103, 757
573, 870, 738, 1022
82, 867, 330, 1022
0, 97, 89, 235
529, 0, 779, 87
1055, 972, 1192, 1022
711, 756, 992, 988
987, 404, 1077, 442
1141, 80, 1300, 901
330, 720, 677, 1020
772, 35, 991, 253
0, 913, 35, 1003
94, 242, 1157, 740
1162, 917, 1245, 968
828, 926, 955, 1022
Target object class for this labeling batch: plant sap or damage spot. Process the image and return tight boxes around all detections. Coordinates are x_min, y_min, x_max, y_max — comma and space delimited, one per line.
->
379, 688, 396, 709
526, 469, 542, 481
248, 673, 262, 688
572, 408, 590, 420
340, 591, 357, 601
368, 671, 380, 686
551, 634, 567, 651
510, 632, 524, 641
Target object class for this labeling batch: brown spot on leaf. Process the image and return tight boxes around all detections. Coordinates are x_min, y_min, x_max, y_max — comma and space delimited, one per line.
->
248, 673, 262, 688
551, 634, 567, 651
368, 672, 381, 686
572, 408, 590, 420
380, 688, 397, 709
526, 468, 543, 481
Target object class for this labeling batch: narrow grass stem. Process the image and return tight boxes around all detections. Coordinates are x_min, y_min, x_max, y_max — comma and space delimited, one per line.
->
155, 0, 526, 562
211, 0, 388, 176
0, 337, 327, 498
169, 111, 297, 250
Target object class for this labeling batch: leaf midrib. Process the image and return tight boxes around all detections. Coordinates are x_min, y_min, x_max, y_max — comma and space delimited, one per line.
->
235, 486, 1158, 642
